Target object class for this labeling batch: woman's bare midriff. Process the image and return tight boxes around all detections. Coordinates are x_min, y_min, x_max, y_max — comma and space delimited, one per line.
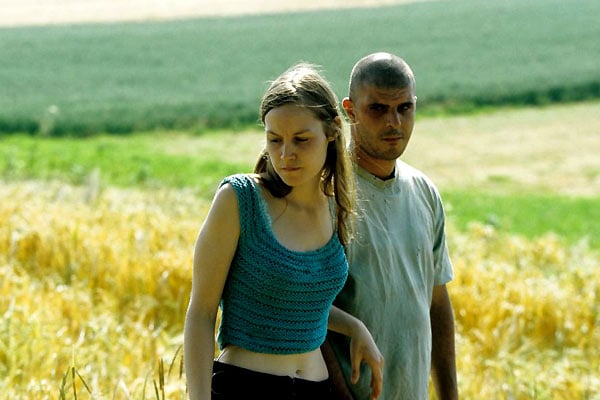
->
216, 345, 329, 381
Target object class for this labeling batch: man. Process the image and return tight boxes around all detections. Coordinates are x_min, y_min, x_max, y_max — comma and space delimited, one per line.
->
327, 52, 458, 399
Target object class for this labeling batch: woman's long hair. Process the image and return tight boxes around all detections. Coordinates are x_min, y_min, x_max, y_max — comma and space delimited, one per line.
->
254, 63, 355, 247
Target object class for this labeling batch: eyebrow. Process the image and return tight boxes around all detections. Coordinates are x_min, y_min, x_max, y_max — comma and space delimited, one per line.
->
368, 102, 388, 107
368, 99, 414, 107
266, 129, 313, 136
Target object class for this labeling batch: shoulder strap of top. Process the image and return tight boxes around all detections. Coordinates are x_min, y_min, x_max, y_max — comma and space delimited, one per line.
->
219, 174, 264, 236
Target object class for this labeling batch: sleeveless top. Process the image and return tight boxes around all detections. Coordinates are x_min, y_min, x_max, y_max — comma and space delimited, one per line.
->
216, 174, 348, 354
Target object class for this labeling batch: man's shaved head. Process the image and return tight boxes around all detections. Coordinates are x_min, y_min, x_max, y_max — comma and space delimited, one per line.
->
348, 52, 415, 100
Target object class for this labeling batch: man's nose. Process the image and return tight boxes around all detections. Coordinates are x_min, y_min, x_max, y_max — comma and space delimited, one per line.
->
386, 110, 402, 128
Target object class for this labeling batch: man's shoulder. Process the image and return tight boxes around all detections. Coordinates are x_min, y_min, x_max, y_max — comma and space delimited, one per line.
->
396, 160, 445, 202
396, 160, 433, 184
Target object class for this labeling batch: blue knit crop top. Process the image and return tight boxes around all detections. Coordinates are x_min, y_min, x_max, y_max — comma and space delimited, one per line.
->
216, 174, 348, 354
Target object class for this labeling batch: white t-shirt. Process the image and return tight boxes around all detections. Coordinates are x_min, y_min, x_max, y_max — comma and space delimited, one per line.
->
331, 160, 454, 400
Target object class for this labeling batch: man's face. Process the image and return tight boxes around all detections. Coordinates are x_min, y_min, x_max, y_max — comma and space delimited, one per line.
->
343, 84, 416, 165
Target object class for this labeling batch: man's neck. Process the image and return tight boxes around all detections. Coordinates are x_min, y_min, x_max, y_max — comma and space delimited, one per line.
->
353, 152, 396, 180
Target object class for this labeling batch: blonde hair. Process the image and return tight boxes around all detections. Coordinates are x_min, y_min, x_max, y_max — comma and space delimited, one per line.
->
254, 63, 355, 246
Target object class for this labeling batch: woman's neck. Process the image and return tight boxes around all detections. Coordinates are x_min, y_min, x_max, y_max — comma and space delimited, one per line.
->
284, 179, 326, 211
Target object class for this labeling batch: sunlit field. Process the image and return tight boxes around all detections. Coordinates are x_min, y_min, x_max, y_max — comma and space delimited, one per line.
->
2, 179, 599, 399
2, 101, 600, 399
2, 0, 599, 397
1, 181, 202, 399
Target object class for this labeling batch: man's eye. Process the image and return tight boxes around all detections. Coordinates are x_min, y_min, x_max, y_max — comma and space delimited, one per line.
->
398, 103, 413, 113
369, 104, 386, 112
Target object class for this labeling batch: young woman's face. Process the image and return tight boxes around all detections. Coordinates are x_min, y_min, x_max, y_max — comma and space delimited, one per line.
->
264, 104, 332, 188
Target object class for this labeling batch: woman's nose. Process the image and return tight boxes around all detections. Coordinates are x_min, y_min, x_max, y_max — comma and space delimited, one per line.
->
280, 143, 296, 160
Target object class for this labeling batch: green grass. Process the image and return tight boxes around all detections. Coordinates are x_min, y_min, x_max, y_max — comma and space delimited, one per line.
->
1, 128, 598, 249
0, 132, 252, 194
1, 0, 599, 135
443, 190, 600, 249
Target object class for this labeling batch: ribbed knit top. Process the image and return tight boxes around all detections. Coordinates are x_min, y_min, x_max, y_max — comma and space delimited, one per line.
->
216, 174, 348, 354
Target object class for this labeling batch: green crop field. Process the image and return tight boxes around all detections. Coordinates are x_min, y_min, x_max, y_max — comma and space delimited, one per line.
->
1, 0, 599, 136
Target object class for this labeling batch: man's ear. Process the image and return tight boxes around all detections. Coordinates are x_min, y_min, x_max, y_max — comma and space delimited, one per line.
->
342, 97, 355, 122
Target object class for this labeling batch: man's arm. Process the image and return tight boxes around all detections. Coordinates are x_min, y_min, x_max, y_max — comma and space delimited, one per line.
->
430, 284, 458, 400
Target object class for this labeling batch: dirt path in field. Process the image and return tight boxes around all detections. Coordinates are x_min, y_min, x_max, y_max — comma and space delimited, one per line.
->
0, 0, 429, 27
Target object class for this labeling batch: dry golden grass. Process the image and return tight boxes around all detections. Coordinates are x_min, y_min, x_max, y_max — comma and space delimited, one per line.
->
449, 224, 600, 398
1, 180, 206, 399
405, 102, 600, 197
1, 178, 598, 399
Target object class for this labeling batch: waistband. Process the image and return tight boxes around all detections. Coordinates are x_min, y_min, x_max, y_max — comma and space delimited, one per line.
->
212, 360, 331, 392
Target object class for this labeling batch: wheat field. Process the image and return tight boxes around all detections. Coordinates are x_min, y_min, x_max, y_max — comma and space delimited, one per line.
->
1, 181, 202, 399
2, 0, 598, 398
1, 176, 598, 399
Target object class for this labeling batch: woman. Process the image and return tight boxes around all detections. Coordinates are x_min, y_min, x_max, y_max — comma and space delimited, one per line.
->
184, 63, 382, 400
